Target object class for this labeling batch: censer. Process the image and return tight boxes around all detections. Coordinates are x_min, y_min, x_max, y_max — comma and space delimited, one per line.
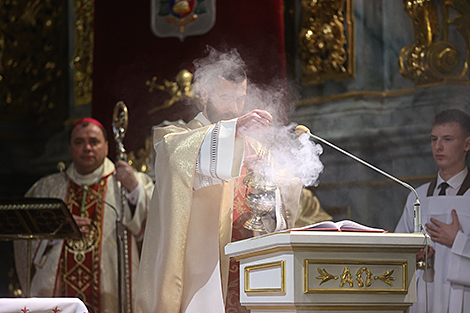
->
242, 167, 280, 232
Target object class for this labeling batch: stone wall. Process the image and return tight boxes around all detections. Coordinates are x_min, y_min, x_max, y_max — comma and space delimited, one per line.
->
288, 0, 470, 231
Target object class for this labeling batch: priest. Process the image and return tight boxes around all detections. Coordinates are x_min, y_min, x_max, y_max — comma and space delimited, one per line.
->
135, 49, 303, 313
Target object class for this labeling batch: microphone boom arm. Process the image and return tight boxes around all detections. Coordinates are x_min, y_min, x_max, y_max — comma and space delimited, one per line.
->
295, 125, 422, 233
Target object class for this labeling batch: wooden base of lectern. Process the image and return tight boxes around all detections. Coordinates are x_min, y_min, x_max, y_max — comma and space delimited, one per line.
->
225, 231, 428, 312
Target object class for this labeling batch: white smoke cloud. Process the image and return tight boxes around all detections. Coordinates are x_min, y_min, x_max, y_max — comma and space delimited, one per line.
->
192, 46, 246, 96
193, 46, 324, 186
253, 123, 324, 187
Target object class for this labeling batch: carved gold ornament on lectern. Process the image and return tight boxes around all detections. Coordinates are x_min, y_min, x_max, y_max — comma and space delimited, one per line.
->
316, 268, 339, 285
399, 0, 470, 84
304, 259, 406, 293
299, 0, 355, 85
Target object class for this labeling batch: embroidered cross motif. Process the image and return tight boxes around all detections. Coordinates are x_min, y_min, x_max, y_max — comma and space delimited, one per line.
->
68, 267, 92, 288
21, 307, 30, 313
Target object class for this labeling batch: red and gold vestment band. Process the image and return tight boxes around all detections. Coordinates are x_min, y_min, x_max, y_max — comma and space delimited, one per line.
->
56, 175, 111, 313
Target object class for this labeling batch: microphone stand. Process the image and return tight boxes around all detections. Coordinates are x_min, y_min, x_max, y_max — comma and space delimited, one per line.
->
295, 125, 422, 233
58, 162, 120, 221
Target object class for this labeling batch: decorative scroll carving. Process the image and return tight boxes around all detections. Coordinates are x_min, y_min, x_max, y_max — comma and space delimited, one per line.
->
316, 268, 339, 285
399, 0, 470, 84
299, 0, 355, 85
147, 69, 195, 114
0, 0, 67, 124
71, 0, 94, 106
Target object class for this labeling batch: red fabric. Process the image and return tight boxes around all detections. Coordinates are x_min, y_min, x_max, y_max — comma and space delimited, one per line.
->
226, 142, 257, 312
225, 212, 252, 313
59, 178, 108, 313
92, 0, 287, 157
73, 117, 105, 129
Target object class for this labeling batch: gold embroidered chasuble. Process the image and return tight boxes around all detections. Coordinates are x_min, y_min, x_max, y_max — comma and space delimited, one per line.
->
135, 119, 236, 313
135, 118, 302, 313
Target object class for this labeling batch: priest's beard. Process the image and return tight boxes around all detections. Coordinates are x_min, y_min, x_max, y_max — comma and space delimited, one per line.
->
204, 97, 242, 122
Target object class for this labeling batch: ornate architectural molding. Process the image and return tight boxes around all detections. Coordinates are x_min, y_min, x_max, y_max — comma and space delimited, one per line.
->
299, 0, 355, 85
293, 80, 469, 107
0, 0, 67, 124
399, 0, 470, 84
127, 136, 153, 174
71, 0, 94, 106
0, 0, 94, 122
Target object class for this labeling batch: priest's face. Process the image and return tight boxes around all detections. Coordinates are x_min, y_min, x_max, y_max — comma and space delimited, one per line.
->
69, 123, 109, 175
202, 77, 247, 123
431, 122, 470, 176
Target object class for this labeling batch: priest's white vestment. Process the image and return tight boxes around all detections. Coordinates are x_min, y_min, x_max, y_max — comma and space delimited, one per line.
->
135, 114, 302, 313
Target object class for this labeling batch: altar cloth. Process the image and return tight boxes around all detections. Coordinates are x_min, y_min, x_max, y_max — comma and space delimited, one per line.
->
0, 298, 88, 313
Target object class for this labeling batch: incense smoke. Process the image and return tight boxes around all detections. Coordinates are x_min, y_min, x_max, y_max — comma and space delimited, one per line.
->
193, 46, 324, 186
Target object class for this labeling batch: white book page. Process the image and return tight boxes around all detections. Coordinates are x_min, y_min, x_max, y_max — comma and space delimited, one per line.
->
290, 220, 386, 232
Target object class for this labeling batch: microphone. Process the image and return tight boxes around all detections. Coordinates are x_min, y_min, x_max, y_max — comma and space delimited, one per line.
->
57, 161, 66, 173
295, 125, 422, 234
56, 162, 120, 219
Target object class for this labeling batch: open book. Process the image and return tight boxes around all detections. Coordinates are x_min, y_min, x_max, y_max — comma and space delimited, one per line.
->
290, 220, 387, 233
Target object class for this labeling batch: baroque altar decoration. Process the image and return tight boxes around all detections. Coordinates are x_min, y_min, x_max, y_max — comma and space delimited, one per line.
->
399, 0, 470, 85
127, 70, 196, 175
299, 0, 355, 85
151, 0, 216, 41
146, 69, 195, 114
0, 0, 68, 124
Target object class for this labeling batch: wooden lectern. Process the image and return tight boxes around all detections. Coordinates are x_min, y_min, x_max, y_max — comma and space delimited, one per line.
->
225, 231, 429, 313
0, 198, 81, 297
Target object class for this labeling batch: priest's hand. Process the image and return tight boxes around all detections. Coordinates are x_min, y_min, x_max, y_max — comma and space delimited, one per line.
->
73, 214, 91, 234
115, 160, 139, 191
236, 109, 273, 138
426, 209, 461, 248
416, 246, 435, 262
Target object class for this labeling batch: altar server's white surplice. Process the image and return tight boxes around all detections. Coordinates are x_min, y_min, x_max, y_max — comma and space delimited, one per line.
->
396, 189, 470, 313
